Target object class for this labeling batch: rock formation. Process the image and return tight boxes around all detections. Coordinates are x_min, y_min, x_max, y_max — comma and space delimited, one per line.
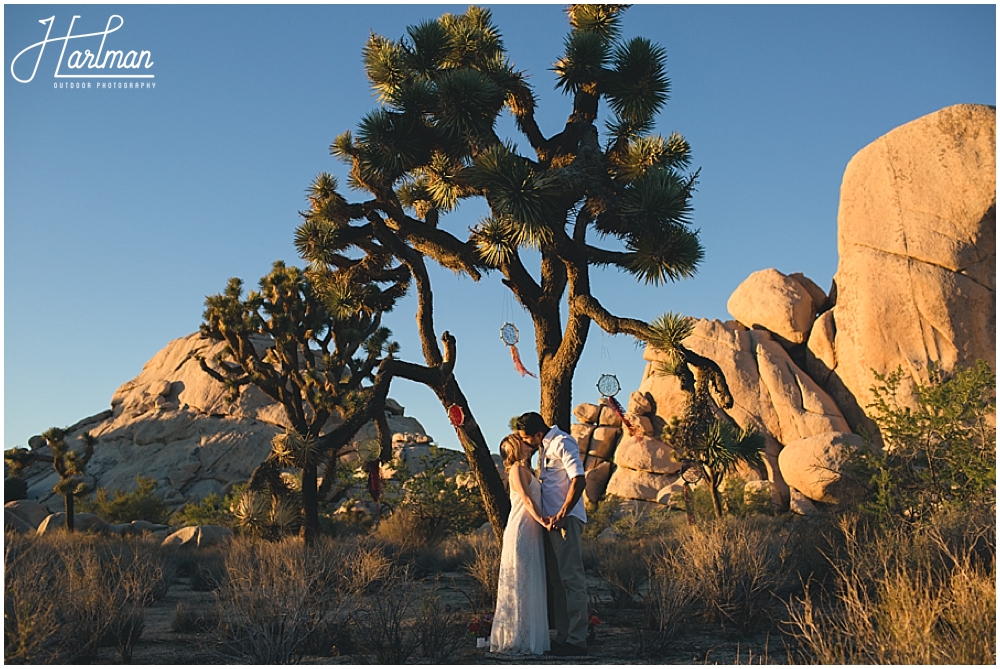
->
825, 103, 996, 433
582, 104, 995, 512
17, 332, 438, 513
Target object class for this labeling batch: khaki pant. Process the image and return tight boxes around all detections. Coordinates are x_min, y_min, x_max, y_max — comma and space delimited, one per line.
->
543, 517, 588, 647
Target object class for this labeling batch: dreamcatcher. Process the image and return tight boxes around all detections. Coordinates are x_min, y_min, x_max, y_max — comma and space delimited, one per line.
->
500, 292, 536, 378
357, 438, 383, 505
679, 463, 704, 527
596, 334, 644, 441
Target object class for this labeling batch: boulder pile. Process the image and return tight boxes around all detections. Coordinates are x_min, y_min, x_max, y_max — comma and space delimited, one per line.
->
602, 104, 995, 512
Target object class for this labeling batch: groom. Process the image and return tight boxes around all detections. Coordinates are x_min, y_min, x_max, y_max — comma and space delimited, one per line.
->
516, 412, 588, 657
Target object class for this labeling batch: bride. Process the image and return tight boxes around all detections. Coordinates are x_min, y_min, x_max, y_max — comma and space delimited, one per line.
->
489, 434, 550, 656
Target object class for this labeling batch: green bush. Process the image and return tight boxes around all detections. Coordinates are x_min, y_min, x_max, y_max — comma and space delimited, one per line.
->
853, 360, 996, 523
396, 447, 487, 540
78, 475, 171, 524
170, 484, 246, 528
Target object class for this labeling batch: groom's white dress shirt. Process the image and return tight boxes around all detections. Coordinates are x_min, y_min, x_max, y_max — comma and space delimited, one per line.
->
538, 426, 587, 523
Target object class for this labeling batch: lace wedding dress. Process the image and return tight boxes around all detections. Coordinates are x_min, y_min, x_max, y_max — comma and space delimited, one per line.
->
490, 472, 550, 655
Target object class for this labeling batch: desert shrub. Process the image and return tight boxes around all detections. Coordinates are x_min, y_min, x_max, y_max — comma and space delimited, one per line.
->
583, 494, 624, 539
78, 475, 171, 524
462, 531, 501, 611
787, 512, 996, 664
351, 568, 422, 664
854, 360, 996, 523
593, 539, 648, 609
342, 537, 393, 593
211, 536, 348, 663
380, 447, 487, 550
634, 547, 698, 657
660, 517, 794, 635
172, 601, 220, 633
4, 533, 163, 663
170, 485, 246, 528
415, 582, 468, 661
4, 532, 65, 663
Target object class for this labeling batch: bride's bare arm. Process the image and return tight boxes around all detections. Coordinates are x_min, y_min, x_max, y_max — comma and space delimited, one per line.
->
509, 464, 547, 526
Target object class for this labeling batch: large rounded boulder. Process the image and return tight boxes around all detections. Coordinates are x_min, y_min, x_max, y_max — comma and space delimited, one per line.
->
826, 104, 996, 432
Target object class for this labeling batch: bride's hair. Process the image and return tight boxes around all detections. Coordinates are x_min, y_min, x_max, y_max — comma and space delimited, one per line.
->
500, 434, 523, 470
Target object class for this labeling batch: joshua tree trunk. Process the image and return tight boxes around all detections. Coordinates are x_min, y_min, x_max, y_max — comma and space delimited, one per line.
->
707, 468, 724, 519
301, 461, 319, 544
433, 376, 510, 539
65, 492, 75, 533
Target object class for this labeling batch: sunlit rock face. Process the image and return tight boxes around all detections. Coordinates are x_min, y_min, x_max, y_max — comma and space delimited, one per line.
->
825, 103, 996, 434
609, 105, 995, 509
20, 332, 434, 512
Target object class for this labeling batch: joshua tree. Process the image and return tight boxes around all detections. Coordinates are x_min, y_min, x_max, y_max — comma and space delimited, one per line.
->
649, 314, 765, 518
5, 428, 96, 531
300, 5, 706, 434
199, 259, 405, 542
297, 177, 512, 536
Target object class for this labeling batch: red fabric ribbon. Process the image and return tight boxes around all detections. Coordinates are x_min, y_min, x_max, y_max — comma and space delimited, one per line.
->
509, 344, 537, 378
366, 460, 383, 503
607, 395, 644, 441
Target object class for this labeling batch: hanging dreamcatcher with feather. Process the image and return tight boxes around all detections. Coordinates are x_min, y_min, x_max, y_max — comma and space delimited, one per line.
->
500, 292, 536, 378
597, 333, 645, 442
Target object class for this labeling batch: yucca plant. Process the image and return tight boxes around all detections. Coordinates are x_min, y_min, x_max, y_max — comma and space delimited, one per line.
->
648, 312, 762, 518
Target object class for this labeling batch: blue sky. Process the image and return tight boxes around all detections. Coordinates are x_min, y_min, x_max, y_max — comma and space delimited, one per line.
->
4, 3, 995, 460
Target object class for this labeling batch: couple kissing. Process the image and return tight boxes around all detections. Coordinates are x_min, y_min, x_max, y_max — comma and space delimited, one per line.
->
489, 412, 588, 657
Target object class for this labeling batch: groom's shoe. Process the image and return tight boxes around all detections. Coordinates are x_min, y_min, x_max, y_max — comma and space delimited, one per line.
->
543, 641, 566, 656
550, 643, 587, 657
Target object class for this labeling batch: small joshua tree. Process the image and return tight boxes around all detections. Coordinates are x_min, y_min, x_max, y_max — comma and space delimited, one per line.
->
48, 428, 97, 532
649, 314, 764, 518
5, 428, 96, 531
200, 259, 403, 542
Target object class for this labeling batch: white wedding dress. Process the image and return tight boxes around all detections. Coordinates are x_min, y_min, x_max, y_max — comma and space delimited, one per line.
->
490, 472, 550, 655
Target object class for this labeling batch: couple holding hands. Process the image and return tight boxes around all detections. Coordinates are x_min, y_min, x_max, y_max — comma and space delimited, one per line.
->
489, 412, 589, 657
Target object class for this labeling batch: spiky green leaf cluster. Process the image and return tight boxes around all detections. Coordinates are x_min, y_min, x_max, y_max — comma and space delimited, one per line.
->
604, 37, 669, 127
469, 144, 559, 245
648, 312, 694, 366
471, 216, 518, 267
566, 4, 626, 41
614, 133, 691, 182
272, 431, 319, 469
553, 31, 609, 93
233, 489, 302, 539
702, 421, 765, 474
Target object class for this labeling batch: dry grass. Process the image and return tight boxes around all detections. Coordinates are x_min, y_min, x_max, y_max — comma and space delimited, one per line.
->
211, 536, 350, 663
594, 539, 649, 609
651, 516, 794, 635
462, 531, 501, 612
4, 531, 164, 663
786, 511, 996, 664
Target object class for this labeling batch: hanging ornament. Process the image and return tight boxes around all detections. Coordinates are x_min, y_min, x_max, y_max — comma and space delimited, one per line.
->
679, 463, 703, 527
501, 322, 536, 378
358, 438, 383, 504
596, 373, 645, 442
448, 403, 465, 428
